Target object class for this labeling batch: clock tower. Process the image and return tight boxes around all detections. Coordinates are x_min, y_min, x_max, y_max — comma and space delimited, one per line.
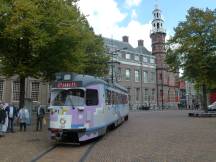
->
150, 4, 179, 109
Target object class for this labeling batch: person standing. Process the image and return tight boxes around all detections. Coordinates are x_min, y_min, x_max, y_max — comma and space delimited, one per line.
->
36, 105, 45, 131
0, 105, 6, 136
5, 104, 17, 132
18, 107, 29, 131
2, 103, 8, 134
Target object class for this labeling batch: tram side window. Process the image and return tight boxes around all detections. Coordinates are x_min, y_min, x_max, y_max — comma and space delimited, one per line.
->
105, 90, 112, 105
86, 89, 98, 106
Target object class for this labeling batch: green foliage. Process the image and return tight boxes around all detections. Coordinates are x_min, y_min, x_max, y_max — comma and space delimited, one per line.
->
0, 0, 108, 107
0, 0, 108, 80
166, 7, 216, 87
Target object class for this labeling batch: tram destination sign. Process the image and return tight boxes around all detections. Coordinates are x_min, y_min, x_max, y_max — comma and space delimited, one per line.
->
54, 81, 82, 88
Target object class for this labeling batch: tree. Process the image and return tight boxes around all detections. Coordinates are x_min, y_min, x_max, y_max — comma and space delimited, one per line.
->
0, 0, 108, 108
166, 7, 216, 112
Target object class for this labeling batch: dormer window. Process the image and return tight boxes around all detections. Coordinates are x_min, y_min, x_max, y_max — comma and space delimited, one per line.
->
126, 53, 131, 59
135, 55, 139, 61
143, 57, 148, 63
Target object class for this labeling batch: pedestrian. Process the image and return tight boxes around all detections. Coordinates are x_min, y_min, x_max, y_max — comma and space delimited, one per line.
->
5, 103, 17, 132
18, 107, 29, 131
2, 103, 8, 134
196, 103, 199, 110
36, 105, 45, 131
0, 105, 6, 136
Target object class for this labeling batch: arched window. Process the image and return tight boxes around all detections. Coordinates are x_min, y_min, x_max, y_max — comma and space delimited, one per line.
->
157, 23, 159, 29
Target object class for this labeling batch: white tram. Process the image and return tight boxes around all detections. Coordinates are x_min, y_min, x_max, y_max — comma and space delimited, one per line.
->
48, 73, 129, 142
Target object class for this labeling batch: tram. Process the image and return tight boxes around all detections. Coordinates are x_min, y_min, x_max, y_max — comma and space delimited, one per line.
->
48, 73, 129, 142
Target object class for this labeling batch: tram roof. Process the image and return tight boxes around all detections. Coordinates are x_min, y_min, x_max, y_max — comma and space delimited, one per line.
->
54, 72, 128, 93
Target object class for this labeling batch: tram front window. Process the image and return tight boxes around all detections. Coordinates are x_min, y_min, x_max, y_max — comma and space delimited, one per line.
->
51, 89, 84, 106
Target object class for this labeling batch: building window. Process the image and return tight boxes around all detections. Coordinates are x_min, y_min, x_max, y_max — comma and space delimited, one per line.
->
127, 87, 131, 104
125, 69, 131, 80
135, 55, 139, 61
157, 23, 159, 29
151, 89, 155, 101
135, 70, 140, 82
12, 81, 20, 101
159, 73, 162, 80
150, 58, 155, 64
31, 82, 40, 102
151, 72, 155, 83
143, 57, 148, 63
144, 88, 148, 101
143, 71, 148, 83
117, 67, 122, 81
126, 53, 131, 60
160, 90, 163, 97
136, 88, 140, 101
0, 80, 4, 101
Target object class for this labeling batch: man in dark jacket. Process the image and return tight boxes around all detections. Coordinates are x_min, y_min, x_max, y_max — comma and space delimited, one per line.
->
6, 104, 17, 132
36, 105, 45, 131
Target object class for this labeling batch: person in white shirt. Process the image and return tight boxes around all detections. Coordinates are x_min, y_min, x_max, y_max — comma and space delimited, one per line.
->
18, 107, 29, 131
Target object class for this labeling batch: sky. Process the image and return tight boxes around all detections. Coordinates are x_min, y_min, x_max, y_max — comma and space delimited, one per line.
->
78, 0, 216, 51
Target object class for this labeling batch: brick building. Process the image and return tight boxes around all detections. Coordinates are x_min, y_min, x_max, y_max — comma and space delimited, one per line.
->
150, 5, 179, 109
104, 37, 157, 110
0, 75, 50, 109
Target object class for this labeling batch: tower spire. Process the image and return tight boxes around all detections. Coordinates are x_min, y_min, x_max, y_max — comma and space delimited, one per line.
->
151, 3, 165, 34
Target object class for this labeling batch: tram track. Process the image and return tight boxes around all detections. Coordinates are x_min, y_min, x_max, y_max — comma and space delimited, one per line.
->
30, 145, 57, 162
78, 141, 97, 162
30, 139, 99, 162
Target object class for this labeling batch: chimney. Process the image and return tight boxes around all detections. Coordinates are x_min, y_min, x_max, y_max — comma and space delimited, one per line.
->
138, 39, 144, 47
122, 36, 129, 43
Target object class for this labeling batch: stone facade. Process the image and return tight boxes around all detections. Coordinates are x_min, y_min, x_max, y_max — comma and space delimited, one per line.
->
104, 37, 157, 110
150, 5, 179, 109
0, 75, 50, 109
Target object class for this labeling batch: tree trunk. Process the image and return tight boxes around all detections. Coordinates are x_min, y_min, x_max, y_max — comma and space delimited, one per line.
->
19, 76, 26, 109
202, 84, 208, 113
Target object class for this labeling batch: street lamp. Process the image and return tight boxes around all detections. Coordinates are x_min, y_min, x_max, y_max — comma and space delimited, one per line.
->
107, 47, 127, 83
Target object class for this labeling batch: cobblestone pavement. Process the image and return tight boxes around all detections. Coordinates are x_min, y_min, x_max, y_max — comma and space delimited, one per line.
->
1, 110, 216, 162
86, 110, 216, 162
0, 115, 53, 162
38, 144, 91, 162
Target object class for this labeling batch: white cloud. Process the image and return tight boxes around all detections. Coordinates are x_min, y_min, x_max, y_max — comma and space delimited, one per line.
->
131, 10, 138, 19
78, 0, 152, 51
125, 0, 142, 7
78, 0, 126, 35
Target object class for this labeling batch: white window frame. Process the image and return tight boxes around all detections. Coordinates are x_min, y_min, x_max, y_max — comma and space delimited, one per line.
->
135, 55, 139, 61
150, 58, 155, 64
31, 81, 40, 102
143, 56, 148, 63
0, 80, 5, 101
134, 70, 140, 82
125, 69, 131, 80
125, 53, 131, 60
144, 88, 149, 101
12, 81, 20, 102
143, 71, 148, 83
